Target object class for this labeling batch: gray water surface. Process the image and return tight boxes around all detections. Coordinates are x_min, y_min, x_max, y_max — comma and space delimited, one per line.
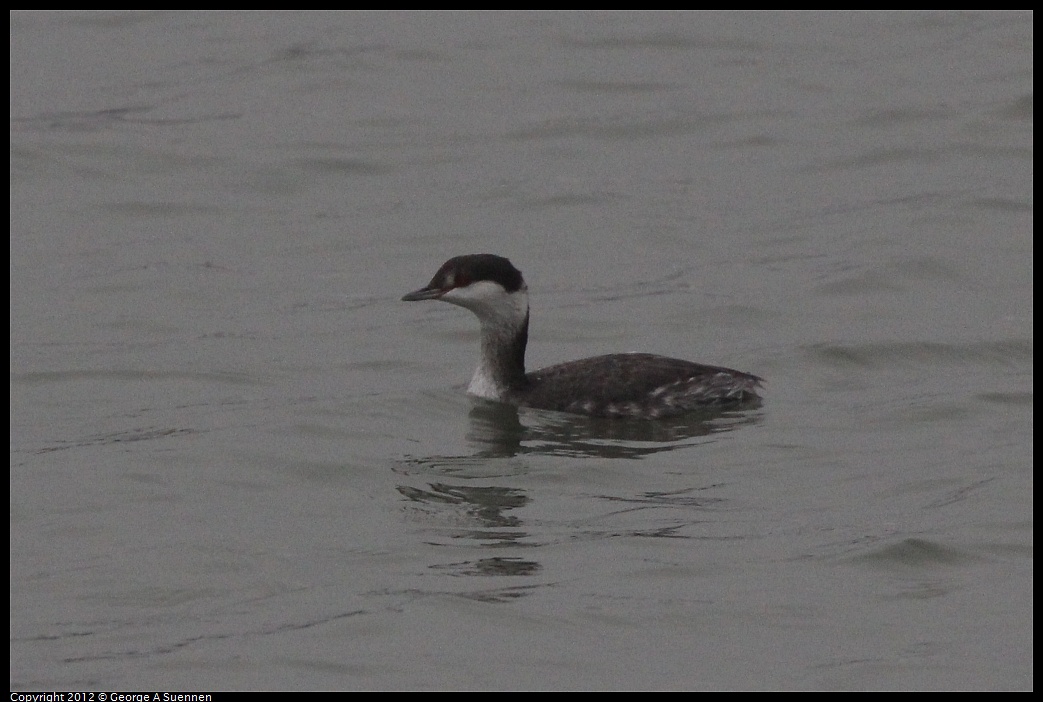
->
10, 10, 1032, 690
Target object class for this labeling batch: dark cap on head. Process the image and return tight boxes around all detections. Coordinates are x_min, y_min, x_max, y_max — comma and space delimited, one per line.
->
402, 254, 525, 301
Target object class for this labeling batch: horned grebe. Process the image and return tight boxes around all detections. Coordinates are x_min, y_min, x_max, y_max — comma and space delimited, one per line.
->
402, 254, 762, 419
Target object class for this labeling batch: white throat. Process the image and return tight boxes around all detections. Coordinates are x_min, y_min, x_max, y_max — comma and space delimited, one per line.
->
439, 281, 529, 399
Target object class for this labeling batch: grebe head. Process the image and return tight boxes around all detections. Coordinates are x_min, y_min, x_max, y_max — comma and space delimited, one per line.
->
401, 254, 529, 329
403, 254, 532, 398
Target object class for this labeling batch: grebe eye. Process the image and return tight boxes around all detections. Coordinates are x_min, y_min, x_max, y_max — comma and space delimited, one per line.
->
456, 274, 471, 288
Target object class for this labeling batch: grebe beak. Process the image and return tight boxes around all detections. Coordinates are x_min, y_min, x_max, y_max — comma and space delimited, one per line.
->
401, 285, 448, 302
